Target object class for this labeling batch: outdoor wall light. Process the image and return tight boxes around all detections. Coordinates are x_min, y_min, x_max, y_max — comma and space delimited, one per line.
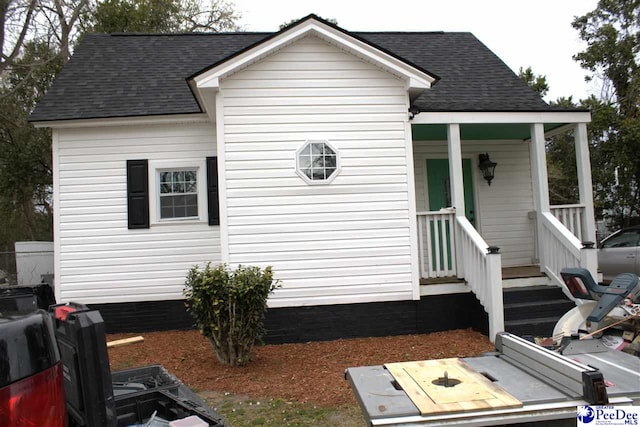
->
478, 153, 497, 186
408, 106, 421, 120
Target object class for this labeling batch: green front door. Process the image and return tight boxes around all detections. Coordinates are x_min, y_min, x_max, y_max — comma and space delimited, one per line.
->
425, 159, 476, 272
426, 159, 475, 224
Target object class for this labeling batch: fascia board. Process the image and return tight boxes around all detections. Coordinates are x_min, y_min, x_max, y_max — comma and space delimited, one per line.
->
31, 113, 209, 129
193, 20, 434, 90
312, 24, 435, 89
411, 111, 592, 124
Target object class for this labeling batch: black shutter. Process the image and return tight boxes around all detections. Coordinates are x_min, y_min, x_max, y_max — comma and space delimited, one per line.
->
127, 159, 149, 229
206, 157, 220, 226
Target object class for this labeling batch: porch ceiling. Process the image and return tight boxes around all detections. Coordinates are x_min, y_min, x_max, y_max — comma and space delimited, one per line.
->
412, 123, 565, 141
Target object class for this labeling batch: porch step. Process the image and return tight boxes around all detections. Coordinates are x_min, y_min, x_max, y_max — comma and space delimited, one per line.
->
503, 285, 566, 304
502, 275, 551, 288
503, 317, 564, 338
503, 286, 574, 338
502, 265, 550, 288
504, 299, 575, 321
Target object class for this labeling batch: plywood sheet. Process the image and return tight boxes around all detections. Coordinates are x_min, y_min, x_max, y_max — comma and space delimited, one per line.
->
385, 358, 522, 415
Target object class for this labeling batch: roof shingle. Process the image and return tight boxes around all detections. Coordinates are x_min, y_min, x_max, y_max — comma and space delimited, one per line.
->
30, 31, 553, 122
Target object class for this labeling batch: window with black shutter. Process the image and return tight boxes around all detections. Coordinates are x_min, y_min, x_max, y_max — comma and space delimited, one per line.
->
126, 158, 220, 228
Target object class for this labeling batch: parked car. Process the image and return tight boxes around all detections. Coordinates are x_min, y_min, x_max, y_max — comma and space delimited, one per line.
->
598, 225, 640, 283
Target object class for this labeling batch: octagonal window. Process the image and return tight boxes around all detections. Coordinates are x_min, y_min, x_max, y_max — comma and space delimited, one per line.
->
296, 141, 339, 183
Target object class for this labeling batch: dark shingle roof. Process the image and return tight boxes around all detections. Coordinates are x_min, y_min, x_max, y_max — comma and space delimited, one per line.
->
30, 31, 554, 122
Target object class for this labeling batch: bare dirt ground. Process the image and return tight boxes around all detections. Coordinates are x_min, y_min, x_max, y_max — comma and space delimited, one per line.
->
107, 328, 494, 408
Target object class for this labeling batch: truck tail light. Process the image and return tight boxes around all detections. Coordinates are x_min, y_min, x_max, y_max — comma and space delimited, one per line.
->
0, 361, 67, 427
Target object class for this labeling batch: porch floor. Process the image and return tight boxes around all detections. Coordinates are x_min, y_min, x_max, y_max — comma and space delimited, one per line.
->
420, 265, 544, 285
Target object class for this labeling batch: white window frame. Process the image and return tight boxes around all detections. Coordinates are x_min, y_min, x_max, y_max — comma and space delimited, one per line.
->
148, 159, 207, 224
295, 140, 340, 185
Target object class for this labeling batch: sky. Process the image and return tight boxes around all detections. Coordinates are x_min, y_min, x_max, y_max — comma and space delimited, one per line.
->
230, 0, 601, 102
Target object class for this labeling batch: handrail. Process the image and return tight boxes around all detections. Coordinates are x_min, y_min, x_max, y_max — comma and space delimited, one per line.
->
542, 213, 582, 257
539, 212, 583, 292
550, 203, 586, 210
416, 211, 504, 342
456, 216, 487, 251
455, 216, 503, 342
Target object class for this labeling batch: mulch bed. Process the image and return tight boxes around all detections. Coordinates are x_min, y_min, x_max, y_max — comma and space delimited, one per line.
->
108, 328, 494, 407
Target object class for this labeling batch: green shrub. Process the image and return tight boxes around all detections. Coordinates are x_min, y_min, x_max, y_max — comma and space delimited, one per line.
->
183, 263, 280, 366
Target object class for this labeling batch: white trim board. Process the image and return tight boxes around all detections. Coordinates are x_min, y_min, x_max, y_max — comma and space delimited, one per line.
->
412, 111, 591, 125
192, 17, 435, 93
32, 113, 210, 129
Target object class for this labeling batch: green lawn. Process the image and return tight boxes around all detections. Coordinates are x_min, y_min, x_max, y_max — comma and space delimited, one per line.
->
201, 391, 366, 427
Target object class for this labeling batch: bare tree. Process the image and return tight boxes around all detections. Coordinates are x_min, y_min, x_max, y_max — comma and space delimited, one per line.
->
181, 0, 241, 32
1, 0, 37, 74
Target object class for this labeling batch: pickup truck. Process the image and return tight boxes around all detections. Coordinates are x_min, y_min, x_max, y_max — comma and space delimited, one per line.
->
0, 286, 225, 426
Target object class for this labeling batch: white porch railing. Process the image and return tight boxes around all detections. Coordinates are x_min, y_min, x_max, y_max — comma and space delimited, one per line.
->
416, 209, 456, 278
455, 217, 503, 341
417, 210, 504, 340
539, 212, 597, 295
550, 204, 585, 241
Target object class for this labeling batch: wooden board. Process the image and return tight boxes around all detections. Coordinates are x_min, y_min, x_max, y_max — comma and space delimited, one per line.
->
106, 336, 144, 348
385, 358, 522, 415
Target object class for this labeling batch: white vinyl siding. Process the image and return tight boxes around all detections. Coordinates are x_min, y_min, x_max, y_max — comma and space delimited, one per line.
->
221, 35, 414, 307
56, 121, 220, 303
413, 139, 536, 267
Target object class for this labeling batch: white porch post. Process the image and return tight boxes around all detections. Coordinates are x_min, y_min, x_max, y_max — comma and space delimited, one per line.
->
575, 123, 597, 243
447, 124, 465, 216
530, 123, 550, 272
447, 124, 465, 277
575, 122, 598, 278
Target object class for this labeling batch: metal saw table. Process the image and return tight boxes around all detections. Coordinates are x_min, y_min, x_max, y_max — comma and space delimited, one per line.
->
345, 333, 640, 426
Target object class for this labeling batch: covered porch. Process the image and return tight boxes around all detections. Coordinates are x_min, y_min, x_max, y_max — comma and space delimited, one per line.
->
409, 111, 597, 339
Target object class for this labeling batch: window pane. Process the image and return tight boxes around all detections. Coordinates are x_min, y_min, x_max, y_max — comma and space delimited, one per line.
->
185, 182, 197, 193
160, 195, 171, 209
160, 206, 173, 218
173, 182, 185, 193
175, 194, 187, 206
160, 183, 171, 194
173, 171, 184, 183
159, 171, 171, 184
312, 155, 324, 168
324, 145, 336, 156
160, 196, 173, 219
311, 143, 323, 155
325, 155, 336, 169
325, 167, 336, 178
299, 155, 311, 169
185, 205, 197, 217
301, 168, 312, 179
160, 193, 198, 219
184, 171, 196, 183
312, 169, 324, 180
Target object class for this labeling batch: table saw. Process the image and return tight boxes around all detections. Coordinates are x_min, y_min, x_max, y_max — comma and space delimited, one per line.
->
346, 333, 640, 426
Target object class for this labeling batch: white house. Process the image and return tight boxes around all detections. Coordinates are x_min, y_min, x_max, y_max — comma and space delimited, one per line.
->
30, 15, 596, 342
